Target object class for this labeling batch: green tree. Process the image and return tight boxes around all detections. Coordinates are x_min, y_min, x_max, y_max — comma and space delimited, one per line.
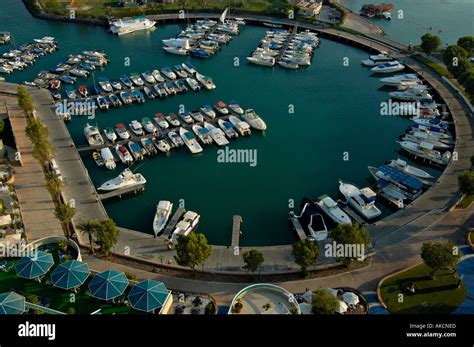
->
78, 220, 101, 254
330, 223, 370, 265
95, 219, 120, 256
420, 33, 441, 55
54, 203, 76, 237
292, 239, 319, 276
458, 170, 474, 195
174, 232, 212, 271
45, 172, 63, 203
242, 249, 264, 273
457, 36, 474, 54
17, 86, 34, 114
421, 242, 460, 279
462, 73, 474, 101
311, 289, 340, 314
442, 45, 468, 66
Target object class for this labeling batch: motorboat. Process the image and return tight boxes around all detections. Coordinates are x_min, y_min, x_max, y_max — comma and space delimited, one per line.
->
402, 132, 452, 150
361, 53, 393, 67
129, 73, 144, 86
218, 119, 238, 139
397, 141, 451, 166
162, 38, 190, 47
100, 147, 116, 170
131, 89, 145, 103
190, 110, 204, 123
128, 141, 143, 161
119, 91, 133, 104
376, 179, 406, 209
141, 117, 157, 133
98, 168, 146, 192
387, 158, 433, 180
190, 49, 212, 59
182, 62, 197, 75
192, 124, 213, 145
247, 54, 275, 66
368, 165, 423, 200
84, 123, 104, 146
115, 144, 133, 165
380, 73, 421, 87
278, 60, 299, 69
170, 211, 200, 243
165, 81, 177, 95
407, 127, 453, 143
96, 95, 109, 110
103, 127, 117, 142
411, 116, 450, 129
180, 127, 203, 154
371, 61, 405, 73
185, 77, 201, 91
174, 79, 188, 93
242, 109, 267, 130
200, 105, 216, 118
153, 201, 173, 236
228, 101, 244, 115
93, 151, 104, 167
338, 181, 381, 220
203, 122, 229, 146
140, 137, 157, 156
50, 80, 61, 91
168, 130, 184, 147
111, 81, 122, 90
143, 86, 155, 99
109, 17, 156, 35
141, 71, 155, 84
65, 86, 77, 99
98, 77, 113, 92
151, 70, 165, 83
115, 123, 131, 140
161, 67, 176, 80
195, 73, 216, 90
153, 84, 168, 98
178, 110, 193, 125
59, 75, 76, 85
154, 113, 169, 129
213, 101, 229, 115
69, 68, 88, 78
173, 65, 188, 78
120, 75, 133, 88
163, 46, 189, 56
316, 194, 352, 225
78, 85, 88, 98
166, 113, 181, 127
389, 86, 432, 101
229, 116, 251, 136
293, 198, 328, 241
129, 120, 144, 136
155, 139, 170, 153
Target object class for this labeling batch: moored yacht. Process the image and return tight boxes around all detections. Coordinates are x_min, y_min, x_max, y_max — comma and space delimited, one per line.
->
203, 122, 229, 146
179, 127, 203, 154
170, 211, 200, 243
200, 105, 216, 118
103, 127, 117, 142
338, 181, 381, 220
115, 144, 133, 165
98, 168, 146, 191
109, 17, 156, 36
213, 101, 229, 115
247, 54, 275, 66
397, 141, 451, 166
155, 139, 170, 153
195, 73, 216, 90
317, 194, 352, 225
84, 123, 104, 146
192, 124, 213, 144
228, 101, 244, 115
218, 119, 238, 138
229, 116, 251, 136
380, 73, 421, 87
115, 123, 131, 140
371, 61, 405, 73
100, 147, 116, 170
153, 201, 173, 237
168, 130, 184, 147
387, 158, 433, 180
293, 198, 328, 241
242, 109, 267, 130
154, 113, 169, 129
368, 165, 423, 200
361, 53, 393, 67
129, 120, 144, 136
389, 86, 432, 101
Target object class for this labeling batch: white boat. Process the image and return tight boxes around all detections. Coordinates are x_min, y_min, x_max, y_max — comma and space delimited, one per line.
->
200, 105, 216, 118
338, 181, 381, 220
229, 116, 251, 136
190, 110, 204, 123
115, 123, 130, 140
161, 67, 176, 80
387, 159, 433, 180
84, 123, 104, 146
141, 71, 155, 84
155, 139, 170, 153
242, 109, 267, 130
317, 195, 352, 225
178, 110, 193, 125
182, 62, 197, 75
371, 61, 405, 74
218, 119, 238, 139
162, 38, 190, 48
411, 116, 449, 128
389, 86, 432, 101
195, 73, 216, 90
154, 113, 169, 129
228, 101, 244, 115
151, 70, 165, 83
247, 54, 275, 66
163, 46, 189, 56
110, 17, 156, 35
129, 120, 144, 136
376, 179, 406, 209
33, 36, 55, 44
179, 127, 203, 154
153, 201, 173, 237
103, 127, 117, 142
203, 122, 229, 146
361, 53, 393, 67
100, 147, 116, 170
168, 130, 184, 147
294, 198, 328, 241
166, 113, 181, 127
380, 73, 421, 87
192, 124, 213, 144
185, 77, 201, 91
170, 211, 200, 243
402, 132, 452, 149
141, 117, 157, 133
98, 168, 146, 191
397, 141, 451, 166
278, 60, 299, 69
115, 144, 133, 165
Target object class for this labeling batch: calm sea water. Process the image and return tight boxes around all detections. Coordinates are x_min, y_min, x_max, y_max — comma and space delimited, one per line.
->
341, 0, 474, 45
1, 1, 443, 245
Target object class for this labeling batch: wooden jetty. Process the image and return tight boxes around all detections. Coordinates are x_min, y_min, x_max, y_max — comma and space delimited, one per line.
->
231, 215, 242, 248
98, 183, 145, 201
339, 202, 366, 225
162, 207, 186, 238
288, 212, 307, 240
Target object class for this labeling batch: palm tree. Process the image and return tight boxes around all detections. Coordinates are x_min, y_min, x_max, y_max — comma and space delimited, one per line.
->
54, 203, 76, 237
77, 220, 100, 254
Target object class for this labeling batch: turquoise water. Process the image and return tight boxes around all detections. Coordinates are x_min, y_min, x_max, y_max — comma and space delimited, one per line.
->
341, 0, 474, 45
1, 1, 442, 246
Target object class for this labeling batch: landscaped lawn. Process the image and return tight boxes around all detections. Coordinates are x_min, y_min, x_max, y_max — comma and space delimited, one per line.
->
0, 258, 141, 314
380, 263, 466, 314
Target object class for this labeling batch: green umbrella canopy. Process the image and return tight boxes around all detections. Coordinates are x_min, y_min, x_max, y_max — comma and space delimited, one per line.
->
88, 270, 129, 301
51, 260, 90, 290
128, 279, 169, 313
15, 250, 54, 279
0, 291, 25, 315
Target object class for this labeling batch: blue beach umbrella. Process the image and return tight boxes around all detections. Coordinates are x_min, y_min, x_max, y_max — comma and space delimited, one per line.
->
0, 292, 25, 315
15, 250, 54, 279
88, 270, 129, 301
50, 260, 90, 290
128, 280, 169, 313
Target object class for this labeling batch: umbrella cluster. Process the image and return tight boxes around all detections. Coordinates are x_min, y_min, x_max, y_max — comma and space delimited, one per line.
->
50, 260, 90, 290
88, 270, 128, 301
128, 279, 169, 313
15, 251, 53, 279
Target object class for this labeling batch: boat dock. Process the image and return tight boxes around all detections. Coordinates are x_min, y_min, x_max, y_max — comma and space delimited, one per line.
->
162, 207, 186, 238
231, 215, 242, 248
288, 212, 307, 240
98, 183, 145, 201
338, 202, 366, 225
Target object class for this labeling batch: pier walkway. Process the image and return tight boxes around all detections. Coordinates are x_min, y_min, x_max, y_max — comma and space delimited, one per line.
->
98, 184, 145, 201
162, 207, 185, 238
231, 215, 242, 248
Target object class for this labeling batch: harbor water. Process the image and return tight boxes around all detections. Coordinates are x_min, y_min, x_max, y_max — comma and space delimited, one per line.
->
0, 1, 446, 245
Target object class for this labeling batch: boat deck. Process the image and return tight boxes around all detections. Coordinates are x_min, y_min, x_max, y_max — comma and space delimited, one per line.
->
231, 215, 242, 248
338, 202, 366, 225
98, 183, 145, 201
162, 207, 186, 238
288, 212, 307, 240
